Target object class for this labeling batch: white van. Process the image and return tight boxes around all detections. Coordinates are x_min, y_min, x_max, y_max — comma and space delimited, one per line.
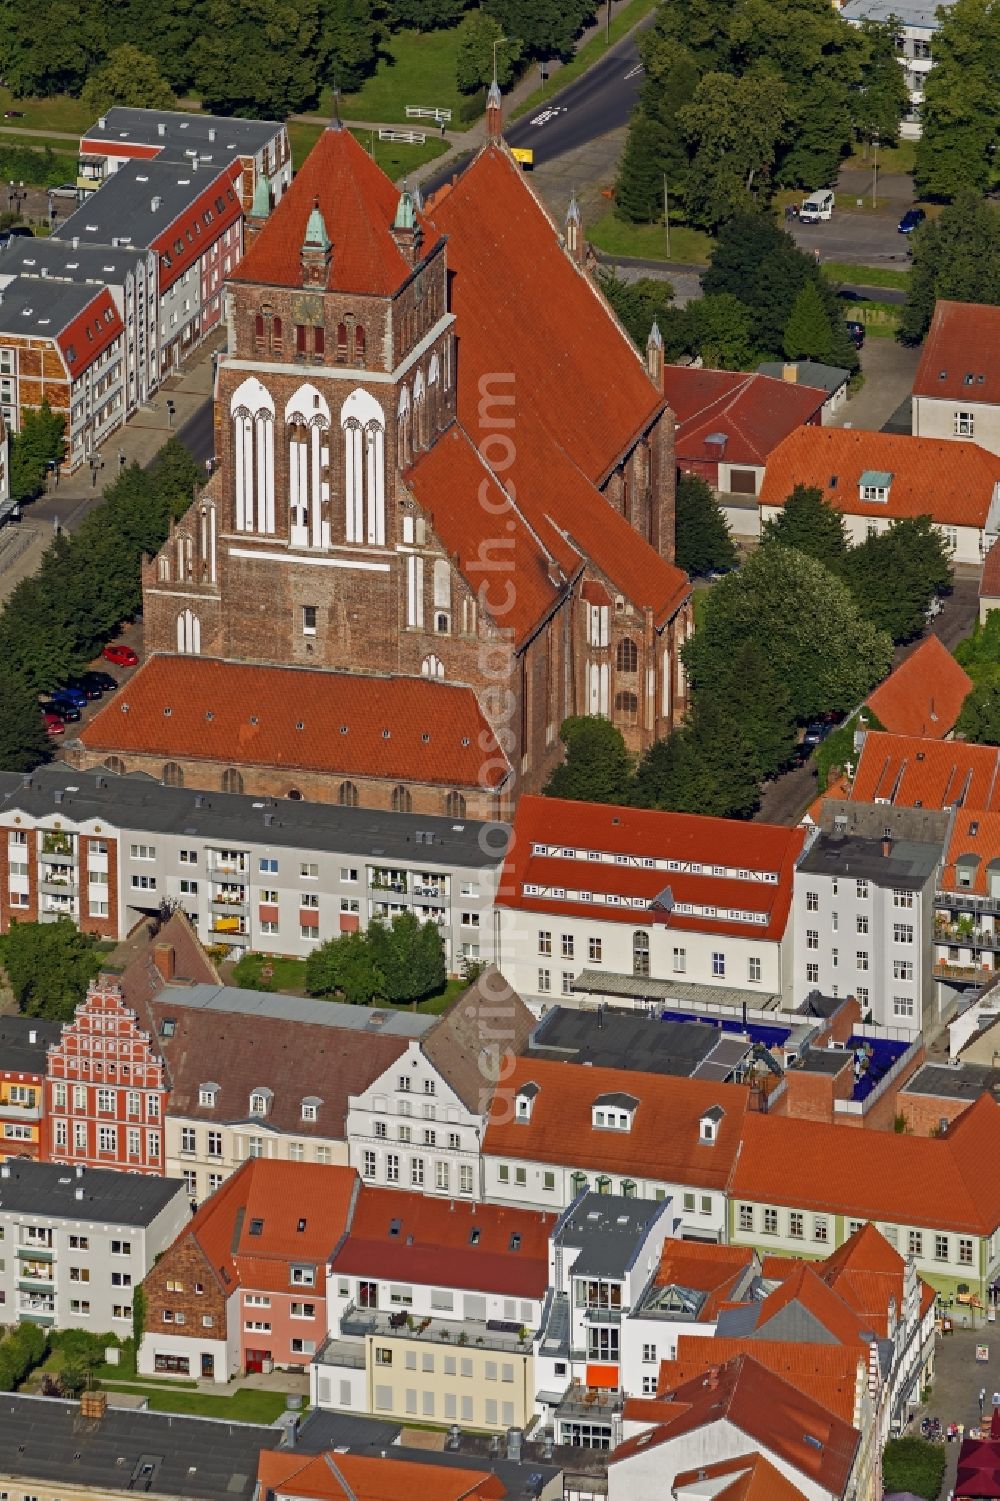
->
799, 190, 835, 223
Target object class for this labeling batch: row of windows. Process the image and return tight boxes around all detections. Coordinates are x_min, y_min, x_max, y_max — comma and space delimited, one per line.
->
361, 1152, 475, 1194
737, 1204, 975, 1262
537, 939, 761, 987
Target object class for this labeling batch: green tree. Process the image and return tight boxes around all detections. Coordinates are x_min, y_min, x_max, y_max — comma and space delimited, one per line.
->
956, 674, 1000, 744
900, 188, 1000, 342
10, 399, 66, 504
783, 280, 836, 361
544, 716, 632, 805
305, 929, 385, 1004
761, 484, 849, 567
685, 545, 892, 722
456, 9, 522, 91
690, 293, 757, 369
597, 270, 676, 350
0, 918, 101, 1020
675, 472, 737, 576
368, 912, 445, 1004
679, 71, 790, 228
386, 0, 469, 27
702, 213, 813, 356
483, 0, 594, 60
882, 1437, 947, 1501
80, 44, 176, 115
632, 694, 765, 818
615, 42, 699, 222
0, 670, 51, 771
0, 0, 107, 96
852, 18, 910, 145
841, 515, 952, 642
915, 0, 1000, 200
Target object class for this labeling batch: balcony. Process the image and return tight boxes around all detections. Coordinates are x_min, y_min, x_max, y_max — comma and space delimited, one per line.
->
553, 1381, 623, 1423
936, 924, 1000, 952
19, 1307, 55, 1326
313, 1336, 367, 1370
18, 1273, 55, 1291
209, 858, 248, 877
211, 889, 248, 910
338, 1304, 533, 1355
933, 960, 994, 985
937, 890, 1000, 917
582, 1306, 622, 1325
17, 1243, 53, 1259
40, 876, 78, 897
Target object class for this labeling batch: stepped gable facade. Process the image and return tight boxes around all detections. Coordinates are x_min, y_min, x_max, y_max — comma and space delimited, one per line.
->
94, 119, 689, 814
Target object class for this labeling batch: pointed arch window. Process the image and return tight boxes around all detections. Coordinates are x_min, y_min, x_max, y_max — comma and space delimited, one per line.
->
337, 322, 348, 362
104, 756, 125, 776
230, 376, 275, 535
221, 768, 244, 795
445, 790, 466, 819
354, 325, 366, 365
286, 384, 331, 550
338, 780, 359, 808
391, 785, 412, 814
616, 637, 638, 673
342, 388, 385, 546
162, 762, 184, 787
176, 608, 201, 655
615, 690, 638, 726
313, 324, 325, 358
254, 314, 265, 354
272, 316, 283, 352
421, 654, 445, 679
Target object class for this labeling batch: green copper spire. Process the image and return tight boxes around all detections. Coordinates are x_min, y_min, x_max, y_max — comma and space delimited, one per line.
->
394, 181, 416, 231
303, 198, 331, 251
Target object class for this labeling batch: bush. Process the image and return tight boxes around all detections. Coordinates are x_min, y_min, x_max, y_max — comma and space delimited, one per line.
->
458, 88, 486, 123
882, 1436, 947, 1500
0, 1322, 47, 1392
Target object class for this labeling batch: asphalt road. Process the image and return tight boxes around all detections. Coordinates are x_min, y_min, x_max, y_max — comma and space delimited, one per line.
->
423, 21, 650, 198
754, 572, 981, 826
175, 398, 215, 467
791, 214, 915, 270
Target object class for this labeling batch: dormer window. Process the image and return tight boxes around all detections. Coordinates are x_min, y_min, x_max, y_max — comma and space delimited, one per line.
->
199, 1083, 219, 1108
859, 469, 893, 503
515, 1082, 539, 1122
301, 1097, 321, 1122
700, 1106, 725, 1143
592, 1092, 638, 1132
249, 1087, 272, 1117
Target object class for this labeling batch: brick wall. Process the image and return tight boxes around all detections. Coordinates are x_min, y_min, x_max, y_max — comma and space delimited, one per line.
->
142, 1232, 228, 1339
895, 1086, 967, 1138
77, 834, 119, 940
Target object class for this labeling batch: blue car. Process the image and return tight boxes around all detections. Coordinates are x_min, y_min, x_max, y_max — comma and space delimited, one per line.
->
45, 694, 82, 722
898, 208, 926, 234
55, 683, 88, 709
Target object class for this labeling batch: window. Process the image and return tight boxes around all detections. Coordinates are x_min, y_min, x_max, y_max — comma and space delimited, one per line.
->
411, 1157, 424, 1186
893, 960, 914, 981
748, 956, 761, 983
207, 1131, 222, 1158
955, 410, 975, 437
789, 1212, 804, 1238
363, 1150, 376, 1178
934, 1234, 949, 1261
460, 1164, 474, 1194
959, 1237, 974, 1265
814, 1217, 829, 1243
763, 1207, 778, 1234
893, 888, 914, 908
806, 891, 818, 911
302, 604, 317, 636
856, 879, 869, 900
260, 857, 278, 874
806, 962, 819, 983
894, 923, 914, 944
738, 1204, 754, 1231
712, 951, 725, 978
633, 930, 650, 977
290, 1265, 315, 1286
538, 930, 552, 955
856, 914, 869, 935
907, 1230, 923, 1256
857, 951, 869, 971
673, 947, 686, 973
893, 995, 915, 1018
537, 968, 551, 993
561, 933, 574, 959
589, 937, 602, 963
300, 862, 318, 879
806, 930, 819, 951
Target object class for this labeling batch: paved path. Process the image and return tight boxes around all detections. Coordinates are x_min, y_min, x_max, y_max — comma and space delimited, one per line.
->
829, 338, 920, 431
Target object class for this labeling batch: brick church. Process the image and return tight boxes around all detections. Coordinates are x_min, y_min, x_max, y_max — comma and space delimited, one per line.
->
77, 100, 691, 818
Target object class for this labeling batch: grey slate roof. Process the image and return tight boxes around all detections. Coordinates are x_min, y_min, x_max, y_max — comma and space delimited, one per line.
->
155, 982, 433, 1038
0, 235, 148, 289
553, 1192, 669, 1278
0, 1394, 275, 1500
797, 831, 941, 887
0, 764, 507, 870
0, 1160, 185, 1225
56, 158, 233, 252
840, 0, 949, 27
902, 1061, 1000, 1102
757, 360, 850, 394
0, 1015, 62, 1074
0, 276, 105, 339
82, 106, 281, 163
421, 968, 536, 1111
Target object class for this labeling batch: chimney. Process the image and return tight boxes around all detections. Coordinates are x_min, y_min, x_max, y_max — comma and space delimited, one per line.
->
72, 236, 79, 250
75, 1185, 84, 1200
98, 116, 107, 130
154, 942, 175, 982
157, 122, 166, 138
75, 1164, 84, 1178
706, 1366, 720, 1390
486, 79, 503, 142
208, 127, 216, 142
782, 363, 799, 383
151, 196, 162, 213
0, 1164, 10, 1179
29, 1029, 37, 1044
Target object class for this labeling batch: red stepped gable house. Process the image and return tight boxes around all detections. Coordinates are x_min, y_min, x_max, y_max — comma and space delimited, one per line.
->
74, 97, 691, 816
45, 974, 168, 1174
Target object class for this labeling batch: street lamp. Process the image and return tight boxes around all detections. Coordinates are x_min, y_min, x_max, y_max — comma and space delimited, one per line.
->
492, 34, 508, 88
872, 135, 879, 209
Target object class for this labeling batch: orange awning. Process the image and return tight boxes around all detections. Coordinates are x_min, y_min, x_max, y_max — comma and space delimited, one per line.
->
586, 1363, 619, 1389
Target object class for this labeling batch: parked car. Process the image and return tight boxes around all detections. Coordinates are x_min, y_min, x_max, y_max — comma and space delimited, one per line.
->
54, 683, 88, 709
3, 110, 24, 119
898, 208, 926, 234
65, 675, 103, 701
103, 642, 138, 667
80, 669, 118, 693
44, 695, 81, 723
802, 721, 832, 748
799, 190, 835, 223
42, 711, 65, 737
846, 320, 866, 350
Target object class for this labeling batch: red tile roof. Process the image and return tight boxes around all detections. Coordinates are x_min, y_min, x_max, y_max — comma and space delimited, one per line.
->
153, 162, 242, 293
941, 809, 1000, 896
425, 145, 689, 626
612, 1355, 860, 1496
865, 636, 972, 740
760, 426, 1000, 529
850, 730, 1000, 810
816, 1221, 934, 1338
80, 655, 509, 791
232, 125, 441, 296
664, 1336, 862, 1425
484, 1055, 748, 1187
257, 1450, 506, 1501
663, 368, 826, 468
57, 287, 124, 380
731, 1093, 1000, 1233
181, 1159, 358, 1296
331, 1184, 553, 1298
983, 543, 1000, 602
913, 301, 1000, 403
672, 1455, 810, 1501
498, 794, 804, 939
654, 1240, 757, 1320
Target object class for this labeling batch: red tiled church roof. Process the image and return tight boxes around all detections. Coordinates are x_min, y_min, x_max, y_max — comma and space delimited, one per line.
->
865, 635, 971, 741
80, 655, 509, 791
232, 125, 441, 296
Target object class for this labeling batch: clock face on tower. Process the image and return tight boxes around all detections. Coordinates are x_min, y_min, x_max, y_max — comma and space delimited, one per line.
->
291, 293, 324, 326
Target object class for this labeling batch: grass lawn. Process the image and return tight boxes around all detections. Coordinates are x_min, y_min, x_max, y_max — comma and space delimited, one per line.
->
510, 0, 659, 121
0, 87, 92, 136
288, 120, 447, 180
822, 260, 910, 290
325, 26, 466, 126
100, 1382, 290, 1422
845, 138, 916, 176
228, 953, 467, 1014
587, 211, 714, 267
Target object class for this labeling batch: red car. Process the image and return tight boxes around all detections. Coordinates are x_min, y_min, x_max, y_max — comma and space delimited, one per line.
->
42, 711, 65, 737
103, 643, 138, 668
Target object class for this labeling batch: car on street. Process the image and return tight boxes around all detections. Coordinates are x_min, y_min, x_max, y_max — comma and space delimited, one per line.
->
42, 711, 65, 737
846, 319, 866, 349
103, 642, 138, 667
44, 695, 81, 723
3, 110, 24, 118
802, 721, 833, 749
898, 208, 926, 234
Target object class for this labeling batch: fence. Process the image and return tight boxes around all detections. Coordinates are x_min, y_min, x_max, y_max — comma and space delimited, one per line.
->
379, 128, 426, 145
406, 106, 452, 122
